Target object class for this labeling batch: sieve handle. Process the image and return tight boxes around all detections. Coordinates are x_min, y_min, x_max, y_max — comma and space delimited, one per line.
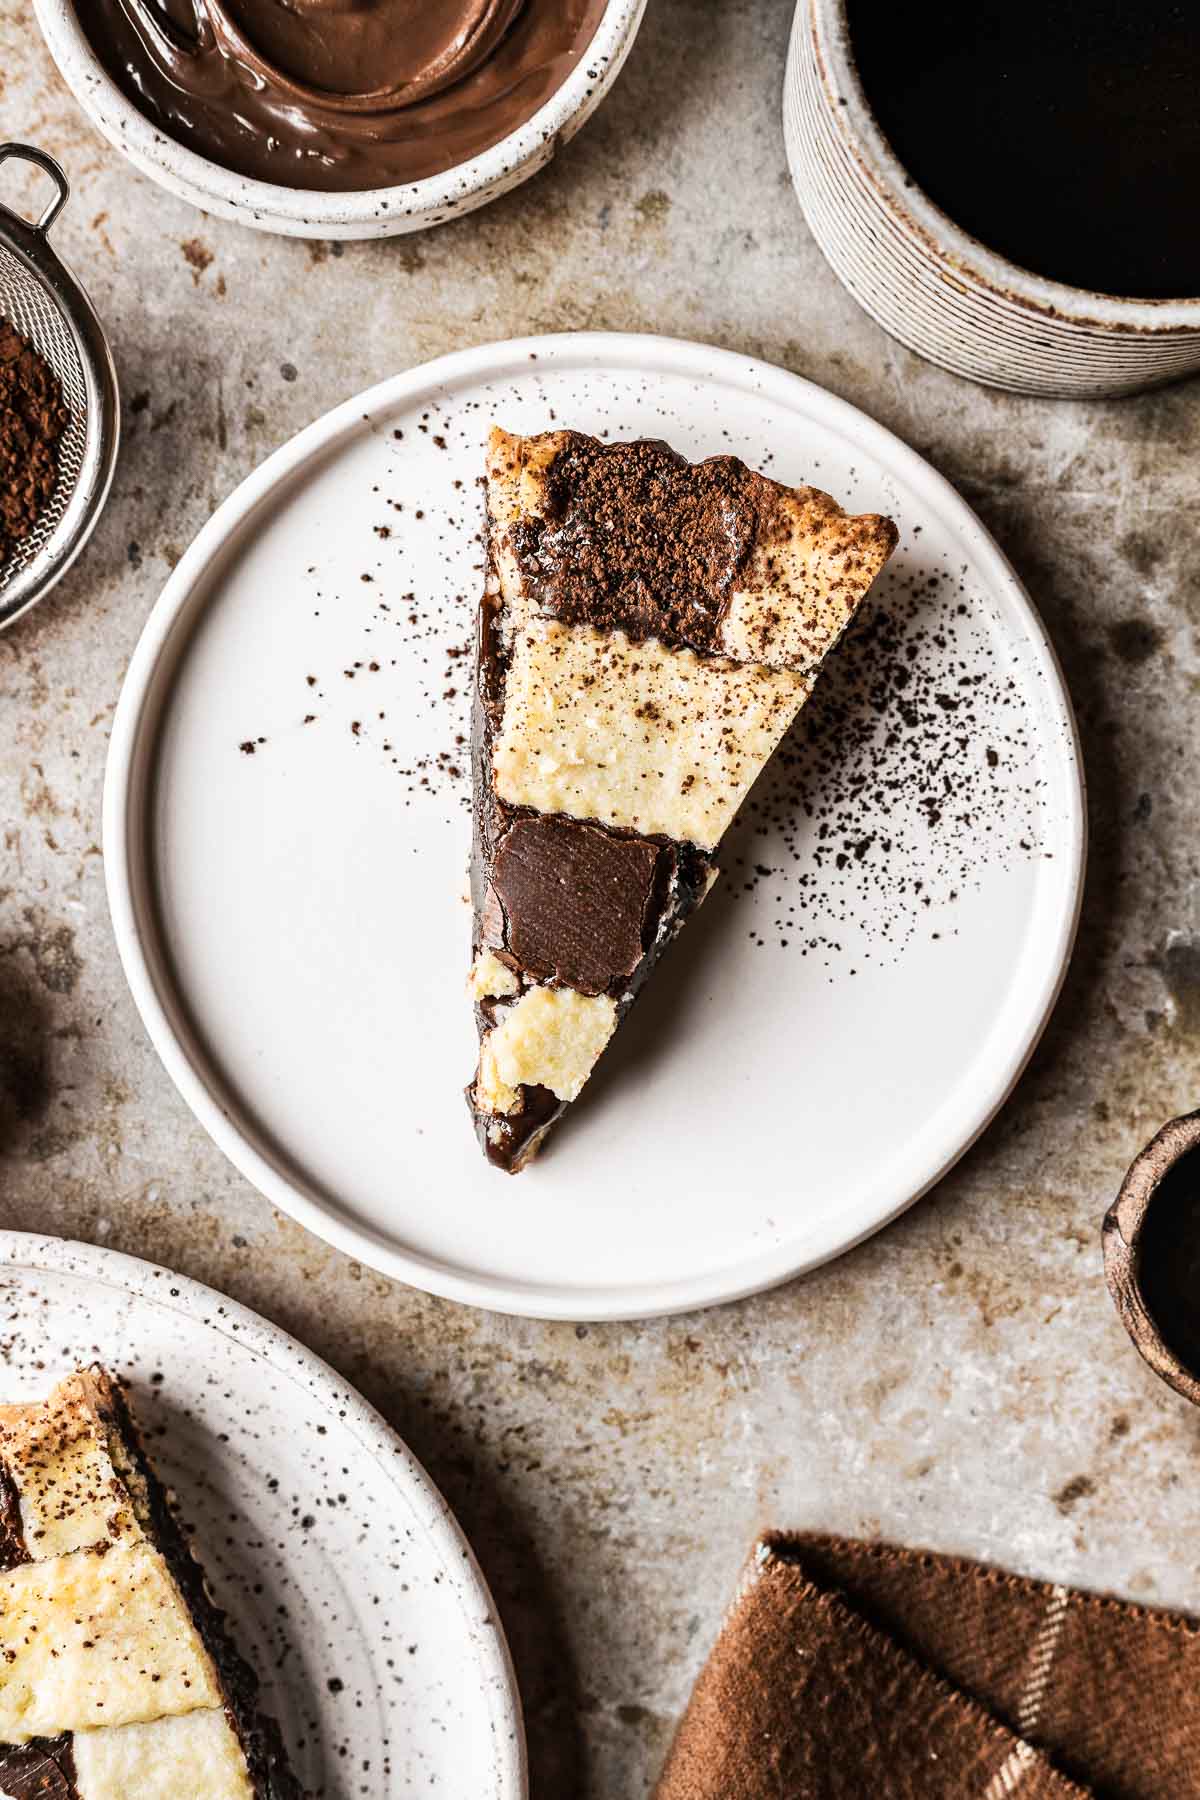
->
0, 143, 69, 235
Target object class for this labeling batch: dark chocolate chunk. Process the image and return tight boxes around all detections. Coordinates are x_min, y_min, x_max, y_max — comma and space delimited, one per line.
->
0, 1736, 78, 1799
492, 814, 663, 996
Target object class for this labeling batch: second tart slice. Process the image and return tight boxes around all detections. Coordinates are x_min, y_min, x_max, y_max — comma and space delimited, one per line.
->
0, 1366, 301, 1799
468, 427, 898, 1172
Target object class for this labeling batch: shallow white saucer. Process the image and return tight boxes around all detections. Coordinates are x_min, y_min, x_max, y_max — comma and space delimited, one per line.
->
0, 1231, 525, 1796
104, 332, 1085, 1320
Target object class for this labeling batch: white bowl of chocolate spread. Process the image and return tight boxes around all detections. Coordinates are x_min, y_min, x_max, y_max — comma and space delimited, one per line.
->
34, 0, 646, 238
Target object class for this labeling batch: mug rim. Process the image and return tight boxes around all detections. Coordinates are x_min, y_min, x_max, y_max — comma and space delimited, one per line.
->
810, 0, 1200, 332
32, 0, 645, 236
1103, 1110, 1200, 1408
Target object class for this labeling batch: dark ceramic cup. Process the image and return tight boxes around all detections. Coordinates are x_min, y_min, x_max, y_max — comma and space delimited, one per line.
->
1103, 1111, 1200, 1406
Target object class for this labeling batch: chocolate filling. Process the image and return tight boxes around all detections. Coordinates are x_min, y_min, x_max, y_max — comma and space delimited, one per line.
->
492, 814, 664, 996
73, 0, 606, 193
104, 1379, 301, 1800
510, 434, 785, 654
476, 1081, 563, 1174
0, 1463, 29, 1572
0, 1735, 78, 1799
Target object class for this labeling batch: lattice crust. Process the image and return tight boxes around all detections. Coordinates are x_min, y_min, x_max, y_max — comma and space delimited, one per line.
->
0, 1371, 260, 1798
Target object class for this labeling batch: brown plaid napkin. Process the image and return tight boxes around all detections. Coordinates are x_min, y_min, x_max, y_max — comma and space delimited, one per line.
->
654, 1534, 1200, 1799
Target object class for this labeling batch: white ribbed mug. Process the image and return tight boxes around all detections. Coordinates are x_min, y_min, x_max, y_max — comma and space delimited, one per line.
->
783, 0, 1200, 398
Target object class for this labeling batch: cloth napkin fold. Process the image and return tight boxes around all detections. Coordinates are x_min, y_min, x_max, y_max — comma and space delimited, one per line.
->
654, 1534, 1200, 1799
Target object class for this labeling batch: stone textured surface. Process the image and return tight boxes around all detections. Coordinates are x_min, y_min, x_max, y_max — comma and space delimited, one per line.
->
3, 2, 1200, 1795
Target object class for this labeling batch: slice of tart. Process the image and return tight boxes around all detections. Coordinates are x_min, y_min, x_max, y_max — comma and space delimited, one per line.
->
467, 427, 899, 1173
0, 1366, 301, 1800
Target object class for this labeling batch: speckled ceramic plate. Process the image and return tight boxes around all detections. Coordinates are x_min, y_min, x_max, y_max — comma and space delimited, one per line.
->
0, 1231, 526, 1798
104, 333, 1085, 1320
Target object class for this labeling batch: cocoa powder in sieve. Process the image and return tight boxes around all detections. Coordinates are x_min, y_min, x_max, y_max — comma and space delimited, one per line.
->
0, 318, 69, 566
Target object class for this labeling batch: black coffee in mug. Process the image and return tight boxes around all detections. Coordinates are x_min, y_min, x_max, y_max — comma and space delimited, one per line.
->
849, 0, 1200, 300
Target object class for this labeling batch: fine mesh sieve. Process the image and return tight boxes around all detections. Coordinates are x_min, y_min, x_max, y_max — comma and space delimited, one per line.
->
0, 142, 119, 630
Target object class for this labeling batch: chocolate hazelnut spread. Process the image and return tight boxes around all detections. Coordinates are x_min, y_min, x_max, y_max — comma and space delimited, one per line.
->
0, 1737, 77, 1800
73, 0, 608, 192
0, 320, 69, 568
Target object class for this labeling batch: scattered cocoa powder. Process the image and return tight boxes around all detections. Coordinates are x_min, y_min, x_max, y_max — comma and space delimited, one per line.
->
0, 318, 70, 567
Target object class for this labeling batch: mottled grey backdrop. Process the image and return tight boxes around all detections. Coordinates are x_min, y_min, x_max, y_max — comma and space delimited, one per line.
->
3, 2, 1199, 1794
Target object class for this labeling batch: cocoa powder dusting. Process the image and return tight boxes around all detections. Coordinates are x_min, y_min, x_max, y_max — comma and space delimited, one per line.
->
0, 319, 69, 567
513, 435, 763, 650
725, 557, 1050, 968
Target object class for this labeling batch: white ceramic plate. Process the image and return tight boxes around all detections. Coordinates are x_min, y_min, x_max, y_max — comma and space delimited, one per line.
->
0, 1232, 525, 1798
104, 333, 1085, 1320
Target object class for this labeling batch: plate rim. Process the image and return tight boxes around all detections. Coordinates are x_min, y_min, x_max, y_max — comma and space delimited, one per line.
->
0, 1228, 528, 1798
103, 329, 1087, 1321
